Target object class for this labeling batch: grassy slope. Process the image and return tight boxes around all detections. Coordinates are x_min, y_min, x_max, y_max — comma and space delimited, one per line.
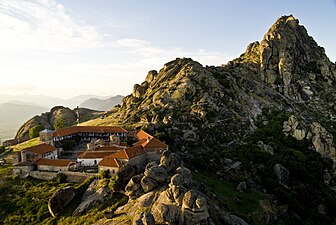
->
193, 171, 268, 223
11, 137, 40, 152
0, 168, 72, 225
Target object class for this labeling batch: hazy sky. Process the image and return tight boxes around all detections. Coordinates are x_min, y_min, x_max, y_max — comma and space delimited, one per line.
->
0, 0, 335, 99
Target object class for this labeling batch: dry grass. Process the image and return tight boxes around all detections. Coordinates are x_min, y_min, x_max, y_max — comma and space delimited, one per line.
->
11, 137, 40, 152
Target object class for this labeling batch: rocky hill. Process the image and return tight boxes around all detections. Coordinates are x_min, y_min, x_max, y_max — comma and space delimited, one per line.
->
86, 15, 335, 161
79, 15, 336, 224
0, 102, 48, 140
15, 106, 103, 139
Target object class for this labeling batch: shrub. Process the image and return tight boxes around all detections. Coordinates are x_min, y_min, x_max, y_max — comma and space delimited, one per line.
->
54, 173, 67, 183
54, 116, 66, 129
0, 146, 5, 154
100, 170, 109, 179
29, 125, 45, 139
109, 175, 121, 191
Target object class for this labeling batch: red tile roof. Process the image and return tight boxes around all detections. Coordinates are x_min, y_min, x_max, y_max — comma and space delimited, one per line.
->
53, 126, 127, 137
107, 145, 145, 160
34, 158, 75, 167
135, 130, 167, 149
22, 143, 56, 155
120, 142, 128, 147
98, 156, 121, 168
136, 130, 152, 140
133, 138, 147, 146
124, 145, 145, 159
143, 138, 168, 149
96, 146, 122, 151
98, 144, 145, 168
14, 161, 33, 167
78, 151, 117, 159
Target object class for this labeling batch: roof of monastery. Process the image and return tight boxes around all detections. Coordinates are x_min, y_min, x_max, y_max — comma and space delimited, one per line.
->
134, 130, 168, 149
53, 126, 128, 138
22, 143, 57, 155
34, 158, 75, 167
78, 151, 117, 159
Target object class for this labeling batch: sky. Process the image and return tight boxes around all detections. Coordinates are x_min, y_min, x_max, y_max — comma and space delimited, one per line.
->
0, 0, 335, 99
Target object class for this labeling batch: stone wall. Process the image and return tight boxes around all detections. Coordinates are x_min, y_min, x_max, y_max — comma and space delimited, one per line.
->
29, 171, 57, 180
63, 171, 97, 183
28, 171, 97, 183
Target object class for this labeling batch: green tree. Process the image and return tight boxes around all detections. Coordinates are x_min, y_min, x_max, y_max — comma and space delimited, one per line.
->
100, 170, 109, 179
0, 146, 5, 154
109, 175, 121, 191
54, 116, 65, 129
29, 125, 45, 139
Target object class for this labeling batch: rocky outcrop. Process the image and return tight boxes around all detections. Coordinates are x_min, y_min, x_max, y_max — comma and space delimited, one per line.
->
15, 106, 103, 139
116, 151, 211, 224
220, 213, 249, 225
48, 186, 77, 217
283, 115, 336, 161
73, 180, 111, 216
274, 164, 289, 188
125, 174, 144, 199
260, 15, 335, 99
133, 212, 155, 225
160, 150, 182, 173
126, 151, 181, 200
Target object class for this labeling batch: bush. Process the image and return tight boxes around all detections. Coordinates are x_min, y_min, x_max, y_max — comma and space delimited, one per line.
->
109, 175, 121, 191
100, 170, 109, 179
54, 116, 66, 129
29, 125, 45, 139
54, 173, 67, 183
0, 146, 5, 154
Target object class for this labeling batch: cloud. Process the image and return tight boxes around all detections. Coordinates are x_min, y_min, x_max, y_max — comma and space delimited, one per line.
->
0, 0, 233, 98
0, 0, 101, 52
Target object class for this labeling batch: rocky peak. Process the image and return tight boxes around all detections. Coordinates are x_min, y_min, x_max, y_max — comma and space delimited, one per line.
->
259, 15, 336, 98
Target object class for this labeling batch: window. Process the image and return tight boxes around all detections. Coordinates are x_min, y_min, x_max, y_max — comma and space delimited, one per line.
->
112, 169, 115, 174
94, 160, 97, 165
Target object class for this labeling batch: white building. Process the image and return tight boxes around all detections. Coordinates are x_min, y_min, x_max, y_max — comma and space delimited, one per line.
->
77, 151, 117, 167
21, 143, 58, 162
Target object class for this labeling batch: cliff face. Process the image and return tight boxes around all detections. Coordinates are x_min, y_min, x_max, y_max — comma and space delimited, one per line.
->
15, 106, 103, 139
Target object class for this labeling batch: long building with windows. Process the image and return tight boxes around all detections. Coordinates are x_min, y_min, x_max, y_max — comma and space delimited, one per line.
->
52, 126, 128, 147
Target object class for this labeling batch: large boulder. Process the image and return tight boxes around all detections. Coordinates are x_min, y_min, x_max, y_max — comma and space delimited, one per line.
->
125, 174, 144, 199
48, 186, 77, 217
151, 195, 181, 224
159, 150, 181, 173
141, 176, 159, 193
220, 213, 250, 225
73, 180, 111, 216
274, 164, 289, 188
144, 165, 167, 183
133, 212, 156, 225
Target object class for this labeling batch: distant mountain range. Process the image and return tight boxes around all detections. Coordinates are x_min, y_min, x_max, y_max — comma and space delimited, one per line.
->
79, 95, 124, 111
0, 94, 113, 108
0, 102, 48, 142
0, 95, 123, 142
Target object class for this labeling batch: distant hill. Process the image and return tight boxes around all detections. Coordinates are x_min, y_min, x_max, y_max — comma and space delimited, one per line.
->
15, 106, 104, 139
0, 94, 112, 108
79, 95, 124, 111
0, 103, 48, 141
